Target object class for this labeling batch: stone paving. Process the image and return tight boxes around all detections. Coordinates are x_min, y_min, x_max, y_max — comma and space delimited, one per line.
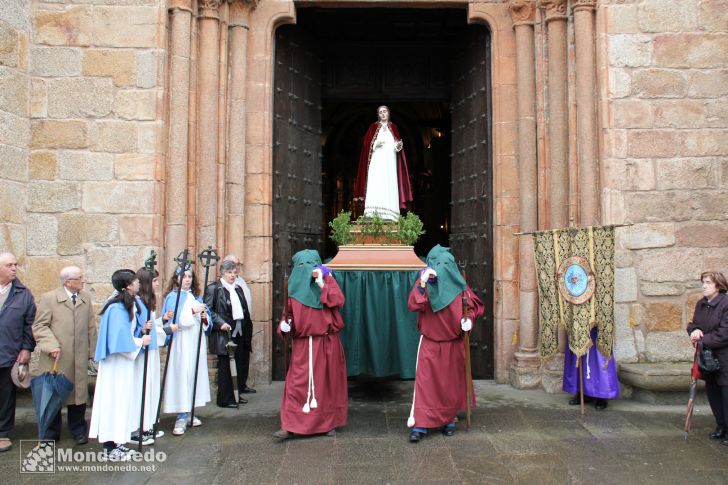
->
1, 380, 727, 484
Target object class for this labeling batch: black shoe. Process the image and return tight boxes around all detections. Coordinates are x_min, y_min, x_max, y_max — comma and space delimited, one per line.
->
219, 402, 239, 409
442, 427, 455, 437
238, 397, 248, 404
241, 387, 257, 394
594, 399, 608, 410
568, 395, 594, 405
721, 438, 728, 447
409, 431, 425, 443
709, 427, 727, 439
73, 435, 88, 445
129, 433, 154, 446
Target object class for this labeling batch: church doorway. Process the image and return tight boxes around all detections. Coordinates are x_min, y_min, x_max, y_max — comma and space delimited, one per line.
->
271, 7, 493, 381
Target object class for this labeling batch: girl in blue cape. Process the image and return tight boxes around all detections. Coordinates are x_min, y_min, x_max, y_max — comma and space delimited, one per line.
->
129, 267, 174, 446
89, 269, 151, 461
160, 267, 212, 436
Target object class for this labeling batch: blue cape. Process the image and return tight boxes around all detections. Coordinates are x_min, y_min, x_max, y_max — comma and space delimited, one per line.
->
134, 296, 159, 353
160, 291, 212, 347
95, 302, 140, 362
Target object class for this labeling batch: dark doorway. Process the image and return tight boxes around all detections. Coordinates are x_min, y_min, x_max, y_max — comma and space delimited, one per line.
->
272, 8, 493, 380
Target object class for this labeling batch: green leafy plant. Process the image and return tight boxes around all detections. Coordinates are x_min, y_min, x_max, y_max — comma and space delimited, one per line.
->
357, 213, 387, 240
328, 211, 425, 246
398, 212, 425, 246
329, 211, 354, 246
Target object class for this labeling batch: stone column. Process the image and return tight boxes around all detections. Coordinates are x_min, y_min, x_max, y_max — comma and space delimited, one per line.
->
538, 0, 569, 392
216, 2, 229, 257
196, 0, 222, 253
573, 0, 600, 225
539, 0, 569, 230
225, 1, 255, 261
508, 0, 541, 389
165, 0, 194, 265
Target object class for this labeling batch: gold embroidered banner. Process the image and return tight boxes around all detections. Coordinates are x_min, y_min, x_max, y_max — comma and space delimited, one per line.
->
533, 226, 615, 360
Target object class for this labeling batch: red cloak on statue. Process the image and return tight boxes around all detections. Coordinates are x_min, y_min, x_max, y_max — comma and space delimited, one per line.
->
276, 275, 348, 435
407, 282, 485, 428
353, 121, 413, 209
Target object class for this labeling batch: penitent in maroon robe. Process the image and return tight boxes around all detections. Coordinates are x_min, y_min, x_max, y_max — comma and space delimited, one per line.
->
277, 275, 348, 435
407, 282, 485, 428
353, 121, 413, 209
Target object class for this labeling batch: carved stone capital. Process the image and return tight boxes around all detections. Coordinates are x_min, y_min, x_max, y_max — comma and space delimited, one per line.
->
572, 0, 597, 13
508, 0, 536, 26
538, 0, 568, 21
200, 0, 222, 10
229, 0, 256, 27
169, 0, 193, 13
199, 0, 223, 21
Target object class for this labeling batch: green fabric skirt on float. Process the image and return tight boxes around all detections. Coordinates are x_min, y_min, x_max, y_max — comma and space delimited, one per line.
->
334, 270, 420, 378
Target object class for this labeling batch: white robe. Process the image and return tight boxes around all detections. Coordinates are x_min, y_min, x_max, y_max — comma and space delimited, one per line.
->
129, 314, 166, 432
162, 292, 211, 413
364, 123, 400, 221
89, 315, 142, 444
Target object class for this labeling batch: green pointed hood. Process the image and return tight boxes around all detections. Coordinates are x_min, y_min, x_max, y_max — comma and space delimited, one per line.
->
288, 249, 323, 309
425, 244, 466, 312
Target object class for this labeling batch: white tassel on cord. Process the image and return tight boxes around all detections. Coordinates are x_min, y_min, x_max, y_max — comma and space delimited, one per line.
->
302, 336, 315, 413
407, 335, 423, 428
310, 340, 318, 409
585, 347, 591, 380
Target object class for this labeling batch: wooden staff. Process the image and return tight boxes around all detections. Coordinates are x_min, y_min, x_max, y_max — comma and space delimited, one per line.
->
461, 269, 473, 430
282, 272, 290, 373
578, 355, 585, 416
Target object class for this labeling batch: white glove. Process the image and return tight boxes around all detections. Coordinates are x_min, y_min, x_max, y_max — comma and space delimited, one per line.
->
279, 320, 291, 333
312, 269, 324, 287
420, 268, 437, 284
461, 318, 472, 332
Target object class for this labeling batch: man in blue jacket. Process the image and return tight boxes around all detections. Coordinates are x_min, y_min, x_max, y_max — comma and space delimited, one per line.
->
0, 252, 36, 452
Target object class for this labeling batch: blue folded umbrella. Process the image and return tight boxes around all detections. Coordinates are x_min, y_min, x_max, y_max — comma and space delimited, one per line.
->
30, 360, 74, 441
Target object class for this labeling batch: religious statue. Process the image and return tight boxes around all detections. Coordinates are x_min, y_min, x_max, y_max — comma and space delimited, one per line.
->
353, 105, 413, 220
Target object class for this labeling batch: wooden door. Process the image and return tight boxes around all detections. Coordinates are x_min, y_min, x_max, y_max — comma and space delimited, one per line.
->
272, 26, 324, 380
449, 25, 494, 379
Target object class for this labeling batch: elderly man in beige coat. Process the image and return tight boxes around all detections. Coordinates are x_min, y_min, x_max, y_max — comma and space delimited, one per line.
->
32, 266, 97, 445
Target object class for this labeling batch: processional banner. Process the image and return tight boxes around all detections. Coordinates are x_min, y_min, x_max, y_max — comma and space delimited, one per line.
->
533, 226, 616, 360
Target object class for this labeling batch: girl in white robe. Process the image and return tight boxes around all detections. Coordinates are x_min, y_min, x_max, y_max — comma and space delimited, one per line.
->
161, 268, 211, 435
89, 269, 151, 461
129, 267, 173, 446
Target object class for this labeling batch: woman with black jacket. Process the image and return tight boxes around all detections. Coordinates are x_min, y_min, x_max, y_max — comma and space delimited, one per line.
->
687, 271, 728, 446
205, 260, 254, 407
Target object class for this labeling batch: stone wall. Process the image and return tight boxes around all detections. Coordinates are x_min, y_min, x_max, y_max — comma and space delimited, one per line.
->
25, 0, 166, 304
601, 0, 728, 364
0, 0, 30, 269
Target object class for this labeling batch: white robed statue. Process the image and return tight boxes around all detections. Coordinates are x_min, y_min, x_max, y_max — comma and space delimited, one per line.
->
354, 106, 413, 220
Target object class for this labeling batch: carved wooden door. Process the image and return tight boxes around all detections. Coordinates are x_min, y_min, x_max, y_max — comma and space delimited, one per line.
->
272, 26, 324, 380
449, 26, 494, 379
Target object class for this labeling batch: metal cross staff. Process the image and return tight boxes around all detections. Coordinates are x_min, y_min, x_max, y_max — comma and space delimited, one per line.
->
190, 246, 219, 425
154, 249, 192, 437
137, 250, 157, 451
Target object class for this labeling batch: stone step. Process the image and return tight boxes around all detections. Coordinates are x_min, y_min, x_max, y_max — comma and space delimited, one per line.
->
619, 362, 706, 405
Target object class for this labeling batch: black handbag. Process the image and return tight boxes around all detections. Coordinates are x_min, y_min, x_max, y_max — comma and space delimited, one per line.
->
698, 341, 721, 374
